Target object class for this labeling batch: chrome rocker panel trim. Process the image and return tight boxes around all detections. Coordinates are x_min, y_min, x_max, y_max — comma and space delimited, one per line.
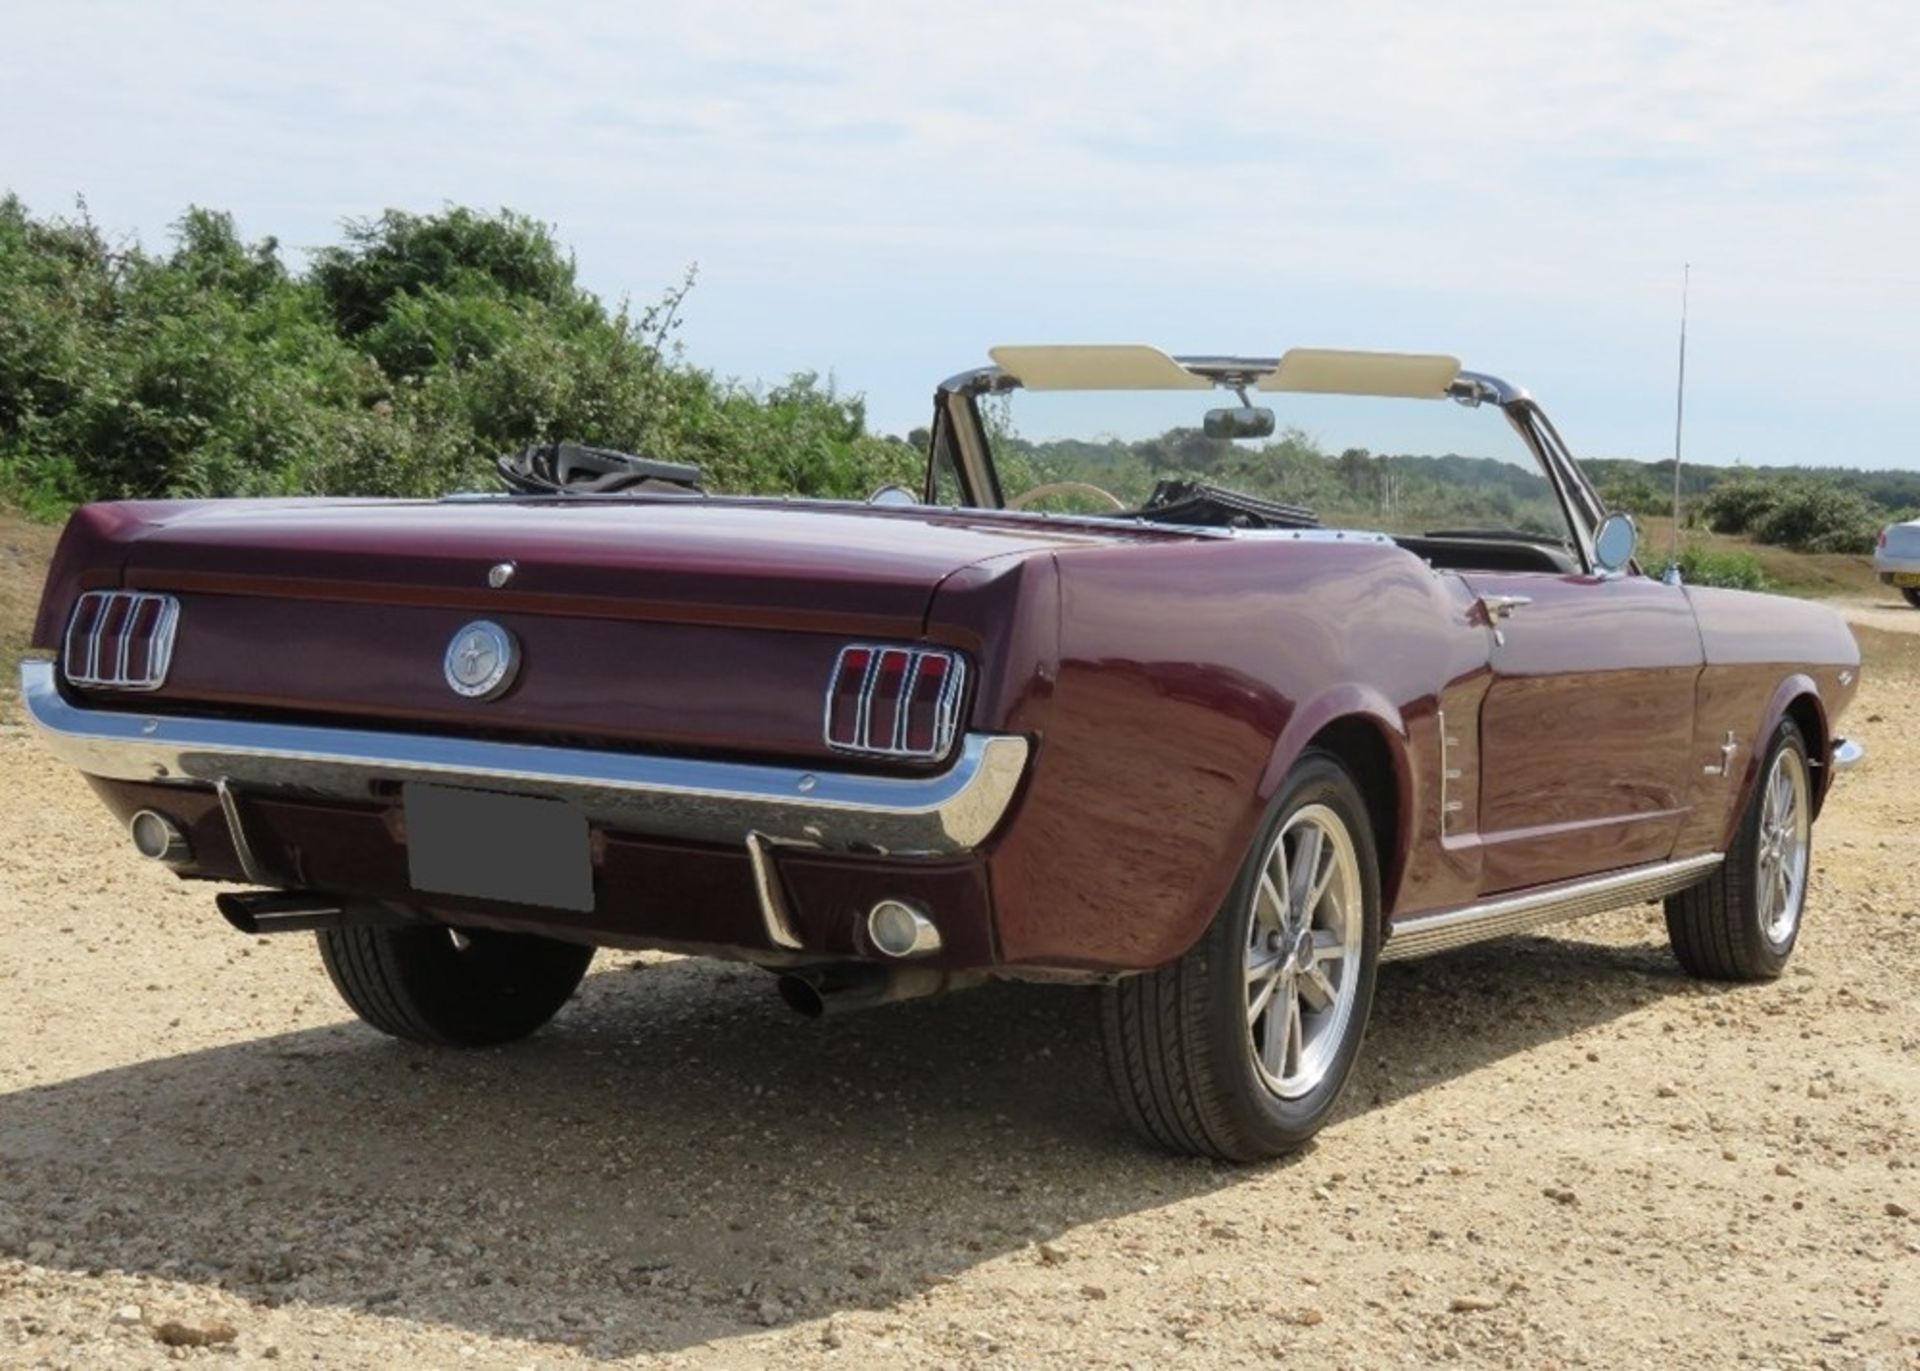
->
19, 661, 1029, 856
1382, 852, 1724, 962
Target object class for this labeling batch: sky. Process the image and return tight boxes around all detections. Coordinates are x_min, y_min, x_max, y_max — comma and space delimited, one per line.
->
3, 1, 1918, 467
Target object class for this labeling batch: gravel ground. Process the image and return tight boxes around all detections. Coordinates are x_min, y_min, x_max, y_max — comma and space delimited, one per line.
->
1, 620, 1915, 1369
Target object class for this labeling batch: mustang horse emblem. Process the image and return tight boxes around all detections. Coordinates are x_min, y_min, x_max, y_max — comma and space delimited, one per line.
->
442, 620, 518, 700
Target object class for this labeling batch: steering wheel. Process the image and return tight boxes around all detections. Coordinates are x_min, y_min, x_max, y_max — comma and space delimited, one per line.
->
1007, 481, 1127, 513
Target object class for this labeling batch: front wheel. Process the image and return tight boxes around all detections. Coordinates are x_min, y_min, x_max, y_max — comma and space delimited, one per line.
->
1664, 718, 1812, 981
318, 924, 594, 1046
1099, 750, 1381, 1161
1902, 587, 1920, 609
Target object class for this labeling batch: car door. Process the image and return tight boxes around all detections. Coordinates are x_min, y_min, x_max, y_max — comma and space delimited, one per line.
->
1455, 568, 1704, 893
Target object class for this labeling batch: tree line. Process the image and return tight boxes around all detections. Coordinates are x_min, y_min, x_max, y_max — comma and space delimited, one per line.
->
2, 194, 1910, 566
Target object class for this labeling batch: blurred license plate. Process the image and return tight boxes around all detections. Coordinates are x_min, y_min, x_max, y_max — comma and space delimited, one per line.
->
1893, 572, 1920, 588
403, 783, 593, 912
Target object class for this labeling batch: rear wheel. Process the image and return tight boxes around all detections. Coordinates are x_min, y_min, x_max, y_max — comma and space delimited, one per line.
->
318, 924, 594, 1046
1099, 750, 1381, 1161
1902, 587, 1920, 609
1664, 719, 1811, 981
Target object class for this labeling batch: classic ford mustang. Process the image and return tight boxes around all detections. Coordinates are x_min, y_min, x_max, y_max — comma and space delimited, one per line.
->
22, 345, 1864, 1160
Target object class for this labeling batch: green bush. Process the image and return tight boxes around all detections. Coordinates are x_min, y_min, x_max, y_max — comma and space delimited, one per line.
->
1677, 543, 1768, 591
0, 196, 920, 513
1748, 482, 1880, 554
1700, 479, 1782, 535
1702, 476, 1879, 554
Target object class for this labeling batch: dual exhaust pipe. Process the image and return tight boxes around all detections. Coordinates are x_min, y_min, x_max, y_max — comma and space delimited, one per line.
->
215, 890, 357, 935
774, 898, 969, 1017
775, 964, 984, 1018
143, 807, 967, 1017
129, 808, 386, 935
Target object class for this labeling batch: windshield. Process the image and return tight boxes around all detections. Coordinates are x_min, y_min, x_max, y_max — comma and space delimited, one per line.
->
984, 389, 1573, 545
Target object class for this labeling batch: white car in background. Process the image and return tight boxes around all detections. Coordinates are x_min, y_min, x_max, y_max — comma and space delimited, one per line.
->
1875, 519, 1920, 608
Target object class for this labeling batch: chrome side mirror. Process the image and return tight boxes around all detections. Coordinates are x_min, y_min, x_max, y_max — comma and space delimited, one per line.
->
1593, 512, 1639, 575
867, 484, 919, 507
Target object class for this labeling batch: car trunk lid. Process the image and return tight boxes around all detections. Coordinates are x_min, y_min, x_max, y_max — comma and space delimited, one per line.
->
91, 496, 1171, 764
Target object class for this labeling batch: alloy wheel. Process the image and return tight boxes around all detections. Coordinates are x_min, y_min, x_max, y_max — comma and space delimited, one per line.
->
1756, 745, 1811, 948
1244, 803, 1364, 1100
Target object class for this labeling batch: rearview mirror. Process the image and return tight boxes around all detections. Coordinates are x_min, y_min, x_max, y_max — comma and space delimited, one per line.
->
1203, 405, 1276, 440
1594, 512, 1638, 575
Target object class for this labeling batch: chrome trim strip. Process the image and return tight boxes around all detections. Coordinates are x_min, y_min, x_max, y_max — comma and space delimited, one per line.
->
20, 661, 1030, 856
1832, 738, 1864, 769
895, 653, 924, 752
1382, 853, 1723, 962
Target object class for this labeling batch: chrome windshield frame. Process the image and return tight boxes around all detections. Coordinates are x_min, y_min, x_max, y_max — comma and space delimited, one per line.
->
929, 356, 1601, 568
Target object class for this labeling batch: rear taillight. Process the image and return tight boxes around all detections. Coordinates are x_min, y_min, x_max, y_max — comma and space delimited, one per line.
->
1879, 528, 1889, 549
63, 591, 180, 691
825, 644, 966, 759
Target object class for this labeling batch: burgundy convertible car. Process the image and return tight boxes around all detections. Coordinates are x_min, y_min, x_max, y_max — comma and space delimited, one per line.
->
23, 345, 1863, 1160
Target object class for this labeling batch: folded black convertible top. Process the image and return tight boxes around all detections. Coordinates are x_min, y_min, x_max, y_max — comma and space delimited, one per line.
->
1130, 480, 1319, 531
496, 442, 705, 497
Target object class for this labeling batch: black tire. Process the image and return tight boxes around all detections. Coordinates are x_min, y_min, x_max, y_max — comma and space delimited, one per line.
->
1099, 750, 1382, 1162
1902, 587, 1920, 609
317, 924, 594, 1046
1664, 718, 1811, 982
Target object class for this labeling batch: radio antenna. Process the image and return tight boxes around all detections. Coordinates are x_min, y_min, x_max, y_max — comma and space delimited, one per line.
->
1666, 263, 1691, 583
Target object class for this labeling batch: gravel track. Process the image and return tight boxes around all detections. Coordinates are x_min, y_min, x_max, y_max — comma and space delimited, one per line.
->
1, 628, 1915, 1369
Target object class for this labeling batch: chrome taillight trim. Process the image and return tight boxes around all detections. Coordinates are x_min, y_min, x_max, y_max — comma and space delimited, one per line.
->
825, 644, 968, 760
63, 591, 180, 692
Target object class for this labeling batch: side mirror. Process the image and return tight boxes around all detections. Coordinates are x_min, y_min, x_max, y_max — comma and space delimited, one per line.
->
1202, 405, 1276, 440
1594, 512, 1638, 575
867, 484, 919, 507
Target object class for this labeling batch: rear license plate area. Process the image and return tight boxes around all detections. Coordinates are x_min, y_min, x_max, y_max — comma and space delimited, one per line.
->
1893, 572, 1920, 588
403, 783, 594, 912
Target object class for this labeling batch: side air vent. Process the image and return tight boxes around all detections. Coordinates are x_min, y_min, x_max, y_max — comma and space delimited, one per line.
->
63, 591, 180, 691
824, 645, 967, 760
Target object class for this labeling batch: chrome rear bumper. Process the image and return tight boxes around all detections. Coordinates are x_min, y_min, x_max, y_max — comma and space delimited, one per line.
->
18, 661, 1029, 856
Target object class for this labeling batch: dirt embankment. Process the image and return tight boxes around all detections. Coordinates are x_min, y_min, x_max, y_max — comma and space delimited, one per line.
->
0, 516, 1914, 1368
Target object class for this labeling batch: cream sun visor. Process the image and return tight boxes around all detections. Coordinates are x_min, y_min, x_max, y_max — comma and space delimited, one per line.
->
987, 345, 1213, 391
1258, 349, 1460, 398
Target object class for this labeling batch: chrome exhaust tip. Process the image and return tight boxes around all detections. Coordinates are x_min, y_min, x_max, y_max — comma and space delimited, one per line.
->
215, 891, 348, 935
776, 970, 832, 1019
129, 810, 191, 865
866, 899, 942, 958
774, 963, 969, 1018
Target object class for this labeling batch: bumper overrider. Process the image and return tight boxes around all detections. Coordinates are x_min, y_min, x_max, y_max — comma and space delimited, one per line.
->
18, 660, 1030, 860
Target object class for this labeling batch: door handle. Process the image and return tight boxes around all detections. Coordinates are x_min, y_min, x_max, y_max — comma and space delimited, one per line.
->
1477, 593, 1532, 645
1479, 593, 1532, 621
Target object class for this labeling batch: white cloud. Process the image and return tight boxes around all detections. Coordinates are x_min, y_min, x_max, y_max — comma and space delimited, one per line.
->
2, 0, 1916, 461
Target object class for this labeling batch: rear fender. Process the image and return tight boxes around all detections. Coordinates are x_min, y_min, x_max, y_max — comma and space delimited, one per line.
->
1256, 685, 1415, 919
30, 503, 168, 648
1724, 674, 1827, 844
